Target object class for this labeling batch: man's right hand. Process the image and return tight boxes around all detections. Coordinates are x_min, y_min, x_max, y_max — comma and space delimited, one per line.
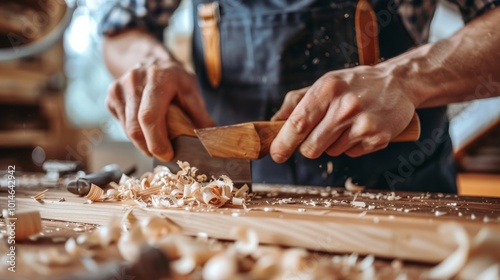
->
105, 52, 214, 162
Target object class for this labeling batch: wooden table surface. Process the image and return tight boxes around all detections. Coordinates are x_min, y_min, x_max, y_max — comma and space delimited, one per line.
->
1, 184, 499, 278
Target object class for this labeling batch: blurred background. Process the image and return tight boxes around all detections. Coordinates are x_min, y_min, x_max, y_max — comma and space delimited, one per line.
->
0, 0, 498, 195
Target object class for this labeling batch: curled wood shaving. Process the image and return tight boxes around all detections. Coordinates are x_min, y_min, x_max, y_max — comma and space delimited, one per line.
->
232, 197, 245, 206
234, 184, 249, 198
345, 177, 365, 192
85, 184, 104, 202
38, 248, 74, 266
170, 235, 219, 275
231, 226, 259, 255
138, 186, 162, 199
427, 223, 500, 279
202, 248, 238, 280
140, 215, 181, 241
117, 224, 147, 262
33, 189, 49, 200
97, 217, 122, 246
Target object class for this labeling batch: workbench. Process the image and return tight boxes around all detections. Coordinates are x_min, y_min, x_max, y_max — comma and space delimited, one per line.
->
1, 184, 499, 279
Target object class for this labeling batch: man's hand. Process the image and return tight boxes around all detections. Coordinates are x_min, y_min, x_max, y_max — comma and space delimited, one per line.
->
270, 65, 417, 162
271, 7, 500, 163
103, 29, 214, 161
106, 60, 214, 161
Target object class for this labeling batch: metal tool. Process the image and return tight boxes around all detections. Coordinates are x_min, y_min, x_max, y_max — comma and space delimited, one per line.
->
66, 164, 136, 196
0, 161, 136, 196
0, 160, 83, 190
154, 105, 252, 187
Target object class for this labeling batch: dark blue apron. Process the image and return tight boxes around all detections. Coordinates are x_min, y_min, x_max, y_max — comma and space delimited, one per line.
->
191, 0, 457, 193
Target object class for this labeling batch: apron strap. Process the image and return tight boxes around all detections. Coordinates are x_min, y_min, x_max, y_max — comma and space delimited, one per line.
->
197, 0, 379, 87
355, 0, 380, 65
198, 2, 222, 88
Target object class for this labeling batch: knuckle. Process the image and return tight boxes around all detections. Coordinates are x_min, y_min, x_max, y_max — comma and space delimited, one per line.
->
319, 75, 346, 94
138, 108, 157, 125
283, 92, 295, 103
359, 134, 390, 154
360, 141, 377, 153
287, 114, 309, 136
375, 133, 391, 146
343, 94, 362, 113
368, 134, 390, 151
126, 125, 144, 141
350, 114, 377, 139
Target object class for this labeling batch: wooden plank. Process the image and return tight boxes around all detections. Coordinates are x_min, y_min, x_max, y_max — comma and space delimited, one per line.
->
4, 185, 500, 264
458, 173, 500, 198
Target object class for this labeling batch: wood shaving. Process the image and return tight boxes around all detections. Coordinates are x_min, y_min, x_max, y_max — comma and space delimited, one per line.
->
351, 201, 366, 208
345, 177, 365, 192
3, 210, 42, 240
234, 184, 249, 198
33, 189, 49, 200
85, 184, 104, 202
38, 248, 74, 266
117, 223, 147, 262
231, 226, 259, 255
202, 248, 238, 280
427, 223, 500, 279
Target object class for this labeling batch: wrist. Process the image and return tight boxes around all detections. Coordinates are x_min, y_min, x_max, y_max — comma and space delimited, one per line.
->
375, 44, 441, 109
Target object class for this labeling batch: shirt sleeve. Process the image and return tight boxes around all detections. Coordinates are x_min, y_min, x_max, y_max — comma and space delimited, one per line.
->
447, 0, 499, 22
99, 0, 181, 40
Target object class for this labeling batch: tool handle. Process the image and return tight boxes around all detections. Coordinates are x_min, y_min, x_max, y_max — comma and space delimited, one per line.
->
255, 112, 421, 158
392, 112, 421, 142
166, 104, 197, 139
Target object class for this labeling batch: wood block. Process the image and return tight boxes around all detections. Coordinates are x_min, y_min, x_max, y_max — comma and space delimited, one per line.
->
458, 173, 500, 198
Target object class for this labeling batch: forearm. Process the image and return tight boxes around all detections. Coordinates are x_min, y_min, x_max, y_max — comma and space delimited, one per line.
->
378, 8, 500, 108
103, 28, 177, 78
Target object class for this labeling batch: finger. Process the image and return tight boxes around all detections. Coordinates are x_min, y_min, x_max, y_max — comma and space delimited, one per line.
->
138, 66, 175, 161
344, 143, 368, 158
270, 84, 331, 163
271, 87, 308, 121
176, 73, 215, 128
324, 128, 358, 157
298, 103, 352, 159
122, 69, 150, 156
344, 134, 390, 157
106, 81, 126, 127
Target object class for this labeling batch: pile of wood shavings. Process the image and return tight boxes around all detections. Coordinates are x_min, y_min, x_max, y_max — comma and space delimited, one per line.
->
85, 161, 248, 208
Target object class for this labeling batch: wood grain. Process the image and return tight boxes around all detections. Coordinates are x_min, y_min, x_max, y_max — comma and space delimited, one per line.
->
6, 185, 499, 264
196, 113, 421, 159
